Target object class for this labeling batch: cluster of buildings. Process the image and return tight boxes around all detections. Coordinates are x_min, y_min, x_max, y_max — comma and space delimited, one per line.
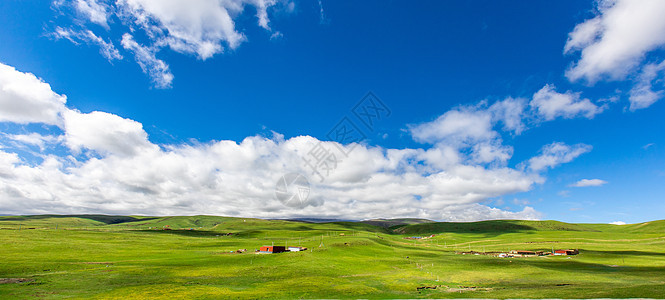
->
258, 246, 308, 254
404, 234, 436, 240
502, 249, 579, 257
458, 249, 579, 258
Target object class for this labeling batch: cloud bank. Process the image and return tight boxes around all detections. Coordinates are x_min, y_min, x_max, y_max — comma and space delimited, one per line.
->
0, 63, 603, 221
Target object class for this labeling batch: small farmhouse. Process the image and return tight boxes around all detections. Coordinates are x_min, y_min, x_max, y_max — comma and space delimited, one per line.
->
554, 249, 579, 255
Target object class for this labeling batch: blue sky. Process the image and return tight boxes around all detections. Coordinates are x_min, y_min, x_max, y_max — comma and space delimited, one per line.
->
0, 0, 663, 223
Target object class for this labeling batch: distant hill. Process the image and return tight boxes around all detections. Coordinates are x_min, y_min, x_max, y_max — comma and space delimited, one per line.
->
1, 215, 663, 235
0, 215, 155, 228
359, 218, 435, 228
280, 218, 358, 223
0, 215, 232, 229
610, 220, 665, 233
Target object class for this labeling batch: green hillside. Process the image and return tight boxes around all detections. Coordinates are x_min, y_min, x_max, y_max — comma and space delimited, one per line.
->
623, 220, 665, 233
1, 215, 664, 299
109, 215, 235, 229
392, 219, 599, 235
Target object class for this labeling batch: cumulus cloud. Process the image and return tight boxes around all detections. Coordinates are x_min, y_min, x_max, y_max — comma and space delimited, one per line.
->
0, 135, 543, 219
62, 109, 158, 156
570, 179, 608, 187
0, 62, 552, 221
0, 63, 67, 126
470, 142, 513, 165
409, 87, 605, 171
437, 204, 542, 222
121, 33, 173, 88
610, 221, 626, 225
411, 84, 607, 148
410, 108, 496, 145
565, 0, 665, 83
530, 84, 603, 121
528, 142, 592, 172
409, 84, 608, 171
53, 27, 123, 62
409, 103, 518, 168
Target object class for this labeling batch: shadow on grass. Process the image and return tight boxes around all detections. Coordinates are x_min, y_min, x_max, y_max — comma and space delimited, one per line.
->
392, 220, 538, 238
524, 257, 665, 277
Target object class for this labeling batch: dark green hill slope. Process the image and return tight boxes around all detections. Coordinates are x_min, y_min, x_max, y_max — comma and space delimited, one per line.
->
392, 219, 602, 235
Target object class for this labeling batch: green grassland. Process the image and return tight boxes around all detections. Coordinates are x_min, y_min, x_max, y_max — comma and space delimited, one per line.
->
1, 215, 664, 299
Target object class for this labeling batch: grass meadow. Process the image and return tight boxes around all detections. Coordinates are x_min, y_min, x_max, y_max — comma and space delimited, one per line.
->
1, 215, 664, 299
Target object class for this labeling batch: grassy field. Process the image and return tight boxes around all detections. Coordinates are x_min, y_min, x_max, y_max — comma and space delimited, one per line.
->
1, 215, 664, 299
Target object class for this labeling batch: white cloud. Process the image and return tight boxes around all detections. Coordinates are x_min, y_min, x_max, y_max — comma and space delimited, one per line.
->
74, 0, 111, 28
62, 109, 158, 156
570, 179, 608, 187
270, 31, 284, 40
629, 60, 665, 111
53, 0, 289, 88
565, 0, 665, 82
610, 221, 626, 225
253, 0, 278, 31
470, 142, 513, 165
53, 27, 123, 62
410, 108, 495, 145
121, 33, 173, 88
410, 88, 603, 170
409, 103, 519, 168
0, 63, 67, 126
438, 204, 542, 222
530, 84, 603, 121
117, 0, 243, 59
564, 16, 602, 54
116, 0, 283, 59
409, 85, 608, 158
489, 97, 527, 134
528, 142, 592, 172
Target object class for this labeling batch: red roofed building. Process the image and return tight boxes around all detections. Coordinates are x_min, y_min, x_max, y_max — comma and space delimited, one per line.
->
259, 246, 287, 253
554, 249, 579, 255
